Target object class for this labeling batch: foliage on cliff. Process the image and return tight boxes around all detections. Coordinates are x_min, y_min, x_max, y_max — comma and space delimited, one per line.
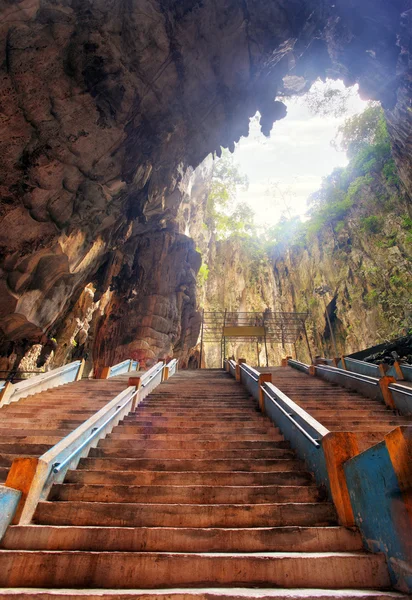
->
268, 105, 412, 356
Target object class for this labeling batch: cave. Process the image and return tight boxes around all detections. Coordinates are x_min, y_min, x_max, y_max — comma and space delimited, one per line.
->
0, 0, 411, 374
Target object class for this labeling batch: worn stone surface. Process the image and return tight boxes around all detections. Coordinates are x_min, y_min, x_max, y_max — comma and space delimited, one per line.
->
0, 0, 410, 368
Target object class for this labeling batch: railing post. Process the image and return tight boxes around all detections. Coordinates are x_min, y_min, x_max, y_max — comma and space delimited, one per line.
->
340, 355, 347, 370
384, 426, 412, 506
378, 363, 389, 376
309, 364, 316, 376
100, 366, 111, 379
0, 381, 14, 406
128, 377, 141, 411
322, 432, 359, 527
128, 360, 133, 372
236, 358, 246, 382
5, 457, 42, 524
281, 356, 292, 367
379, 375, 397, 409
0, 485, 21, 540
163, 366, 170, 381
392, 361, 405, 380
258, 374, 272, 413
75, 359, 85, 381
332, 357, 340, 367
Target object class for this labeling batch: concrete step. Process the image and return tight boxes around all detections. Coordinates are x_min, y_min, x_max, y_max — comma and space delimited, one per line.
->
140, 404, 255, 409
0, 550, 390, 589
1, 401, 110, 410
1, 418, 99, 428
109, 426, 277, 435
109, 431, 284, 441
87, 448, 296, 460
355, 432, 388, 451
48, 483, 323, 504
0, 428, 74, 437
1, 407, 105, 415
135, 410, 261, 416
123, 417, 266, 424
320, 425, 407, 432
77, 457, 304, 472
98, 439, 291, 450
33, 501, 336, 527
0, 369, 397, 597
0, 588, 406, 600
66, 469, 314, 487
319, 419, 412, 426
0, 435, 63, 445
2, 524, 363, 552
305, 410, 390, 417
0, 443, 53, 455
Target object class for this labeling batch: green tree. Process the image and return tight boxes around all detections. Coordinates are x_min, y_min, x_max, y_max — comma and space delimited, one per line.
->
333, 104, 387, 157
206, 151, 248, 218
297, 79, 358, 118
206, 150, 252, 239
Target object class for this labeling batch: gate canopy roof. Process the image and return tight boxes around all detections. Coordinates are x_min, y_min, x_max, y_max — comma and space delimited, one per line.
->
201, 311, 308, 343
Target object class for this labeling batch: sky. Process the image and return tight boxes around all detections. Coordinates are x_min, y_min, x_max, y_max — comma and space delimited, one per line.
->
232, 80, 369, 227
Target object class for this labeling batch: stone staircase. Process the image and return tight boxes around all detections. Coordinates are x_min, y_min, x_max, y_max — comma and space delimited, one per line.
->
0, 370, 405, 598
0, 379, 127, 483
263, 367, 412, 451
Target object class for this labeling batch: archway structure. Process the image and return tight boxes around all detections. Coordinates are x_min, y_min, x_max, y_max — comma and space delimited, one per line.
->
200, 310, 310, 367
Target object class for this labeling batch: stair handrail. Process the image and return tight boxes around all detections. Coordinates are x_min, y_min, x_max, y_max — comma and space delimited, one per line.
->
163, 358, 178, 380
228, 360, 359, 527
141, 361, 165, 388
308, 361, 411, 415
239, 363, 259, 382
340, 355, 412, 383
338, 356, 382, 378
168, 358, 178, 377
227, 359, 237, 377
287, 358, 311, 374
2, 360, 174, 529
51, 388, 138, 475
100, 358, 140, 379
0, 360, 84, 407
314, 363, 380, 385
260, 383, 326, 447
288, 359, 391, 404
387, 382, 412, 416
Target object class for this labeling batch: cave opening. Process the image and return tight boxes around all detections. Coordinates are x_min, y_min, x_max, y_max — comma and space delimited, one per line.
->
0, 0, 410, 374
195, 78, 397, 367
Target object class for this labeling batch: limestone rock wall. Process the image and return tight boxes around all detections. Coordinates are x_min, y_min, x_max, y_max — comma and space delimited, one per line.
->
198, 237, 295, 368
271, 207, 412, 364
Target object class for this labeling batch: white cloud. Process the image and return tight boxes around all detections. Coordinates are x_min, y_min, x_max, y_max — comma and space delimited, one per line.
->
230, 81, 368, 227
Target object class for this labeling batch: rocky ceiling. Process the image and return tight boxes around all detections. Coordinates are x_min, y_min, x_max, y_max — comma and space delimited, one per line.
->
0, 0, 410, 371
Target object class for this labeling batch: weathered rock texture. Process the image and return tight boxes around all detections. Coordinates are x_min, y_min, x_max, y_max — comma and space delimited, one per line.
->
271, 202, 412, 364
0, 0, 410, 369
198, 236, 296, 368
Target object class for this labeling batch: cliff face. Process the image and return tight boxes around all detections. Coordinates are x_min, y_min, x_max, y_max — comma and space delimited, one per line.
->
199, 236, 296, 368
271, 186, 412, 363
0, 0, 410, 370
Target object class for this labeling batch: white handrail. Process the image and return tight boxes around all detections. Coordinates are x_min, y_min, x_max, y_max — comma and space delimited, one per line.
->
0, 361, 83, 407
5, 359, 175, 528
